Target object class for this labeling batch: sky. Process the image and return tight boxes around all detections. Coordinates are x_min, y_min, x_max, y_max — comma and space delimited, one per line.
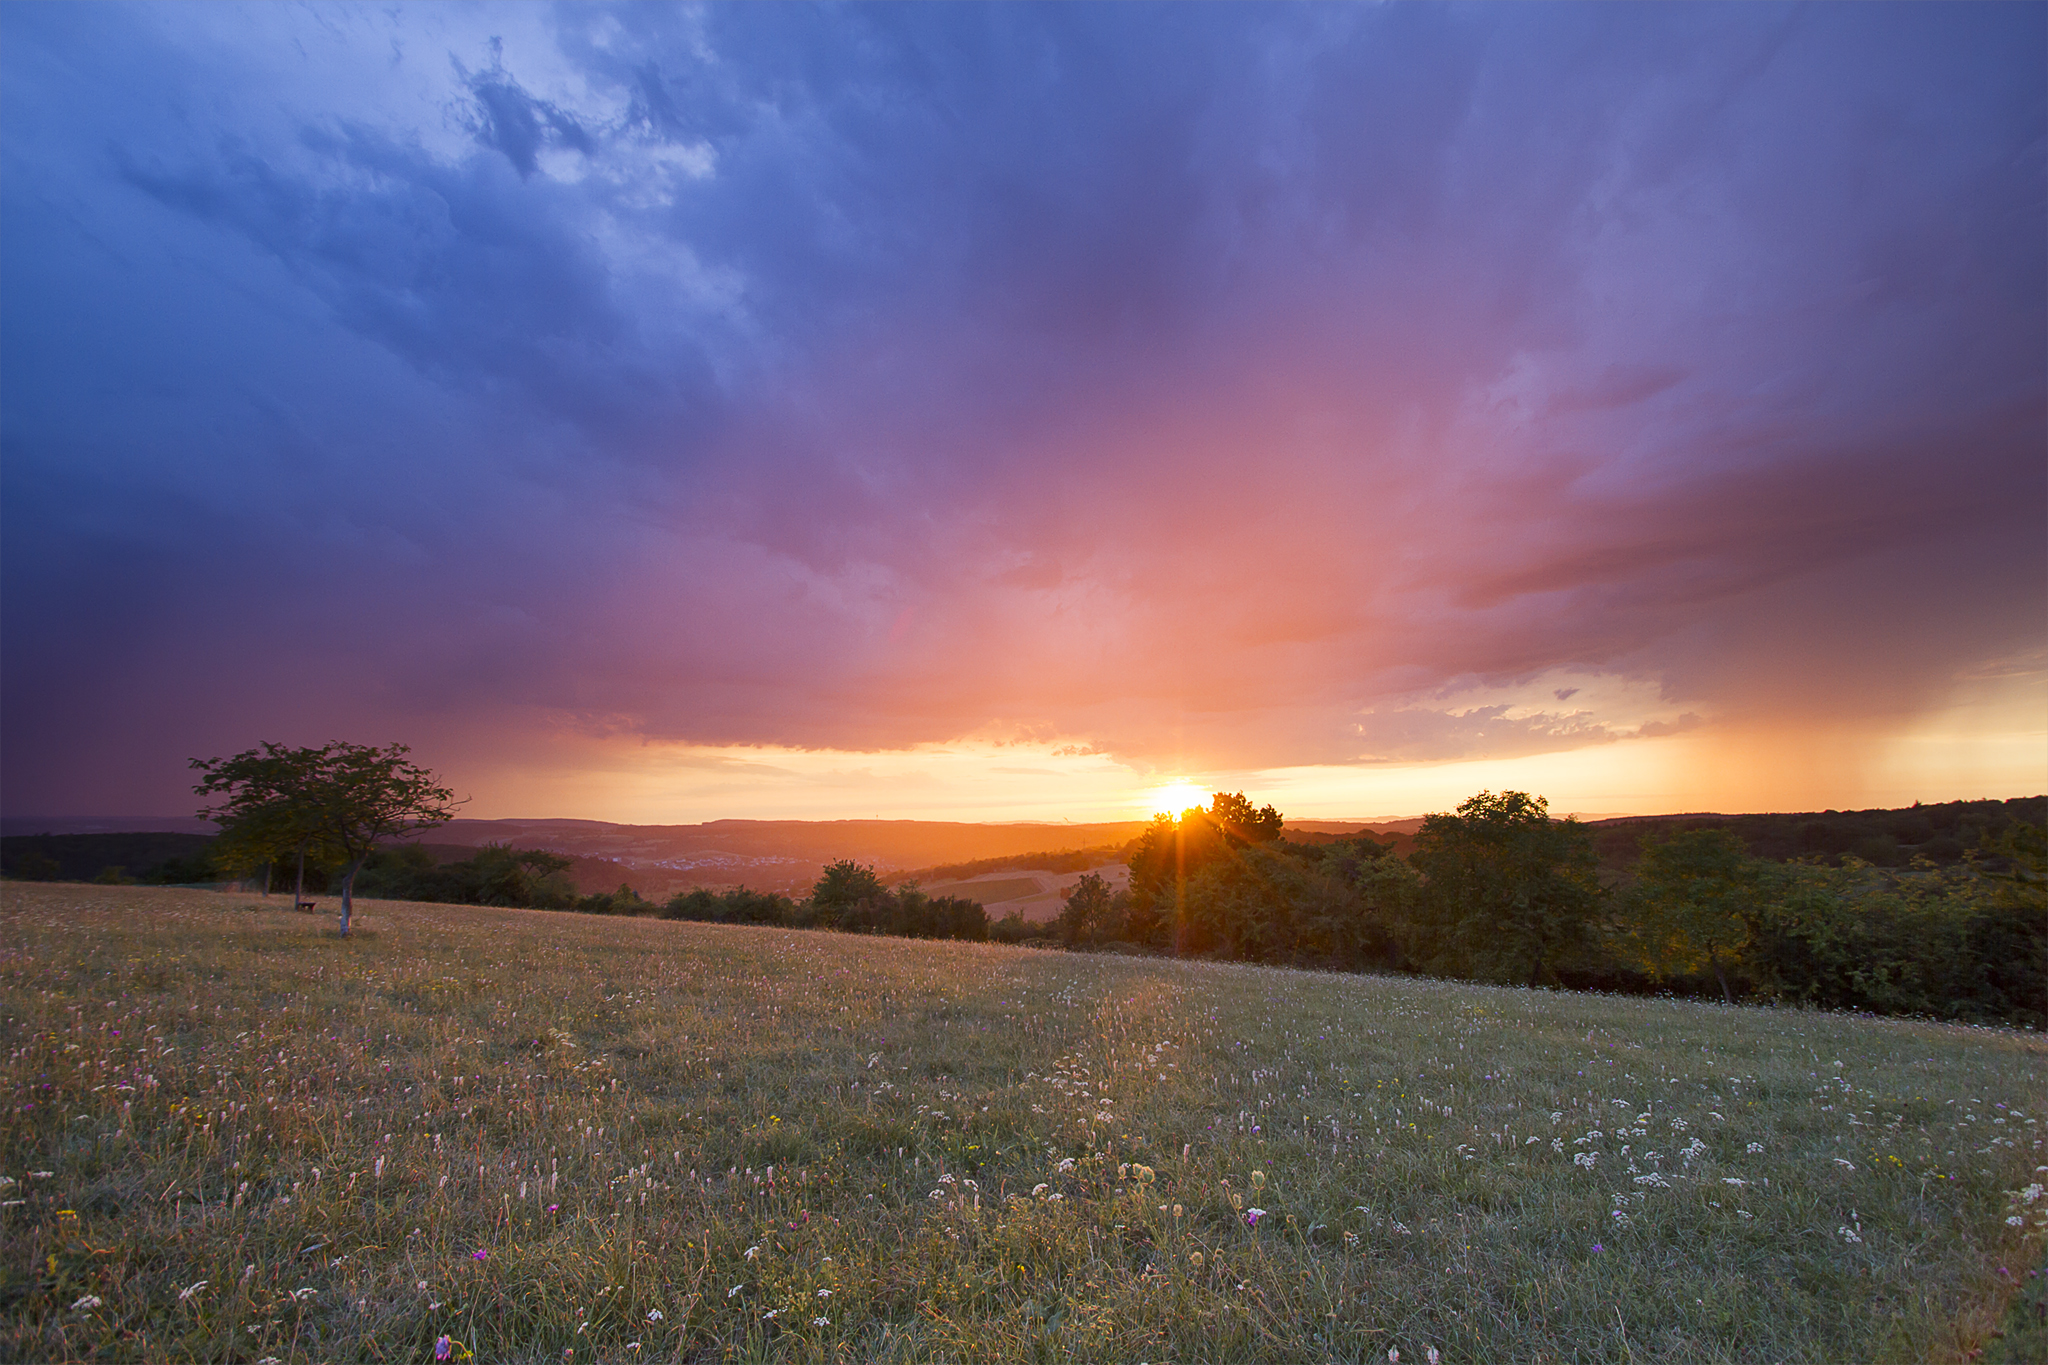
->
2, 1, 2043, 825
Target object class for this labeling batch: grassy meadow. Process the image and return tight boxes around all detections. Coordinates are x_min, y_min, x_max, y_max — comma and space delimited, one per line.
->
3, 883, 2044, 1364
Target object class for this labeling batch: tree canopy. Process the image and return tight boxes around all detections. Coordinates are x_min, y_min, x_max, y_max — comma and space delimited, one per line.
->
193, 741, 459, 935
1408, 790, 1602, 987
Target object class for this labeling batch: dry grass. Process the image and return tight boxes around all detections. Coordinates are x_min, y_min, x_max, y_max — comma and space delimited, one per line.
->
2, 882, 2043, 1363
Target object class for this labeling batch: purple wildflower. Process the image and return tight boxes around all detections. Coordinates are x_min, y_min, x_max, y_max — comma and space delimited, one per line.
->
435, 1336, 454, 1361
471, 1249, 489, 1263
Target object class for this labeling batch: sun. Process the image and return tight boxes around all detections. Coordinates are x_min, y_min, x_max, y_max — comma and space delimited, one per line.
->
1142, 781, 1211, 819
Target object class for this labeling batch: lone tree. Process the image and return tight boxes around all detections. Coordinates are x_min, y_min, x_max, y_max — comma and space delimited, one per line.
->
194, 741, 460, 936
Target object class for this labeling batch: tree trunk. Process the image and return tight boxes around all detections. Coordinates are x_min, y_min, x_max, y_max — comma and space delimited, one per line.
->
262, 862, 272, 897
1712, 958, 1735, 1006
295, 846, 306, 908
341, 856, 367, 936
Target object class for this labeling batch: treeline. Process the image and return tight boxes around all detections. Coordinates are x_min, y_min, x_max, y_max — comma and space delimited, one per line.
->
1, 832, 219, 886
361, 847, 996, 943
886, 843, 1131, 887
1584, 796, 2044, 870
663, 861, 989, 940
1054, 791, 2046, 1028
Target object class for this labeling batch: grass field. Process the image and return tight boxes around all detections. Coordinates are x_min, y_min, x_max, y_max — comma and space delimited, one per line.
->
3, 883, 2043, 1364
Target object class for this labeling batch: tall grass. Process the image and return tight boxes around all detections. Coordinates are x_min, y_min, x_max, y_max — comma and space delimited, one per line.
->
2, 883, 2042, 1363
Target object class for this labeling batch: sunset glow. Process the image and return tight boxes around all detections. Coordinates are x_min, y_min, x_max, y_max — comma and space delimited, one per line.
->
1, 4, 2041, 824
1142, 783, 1213, 821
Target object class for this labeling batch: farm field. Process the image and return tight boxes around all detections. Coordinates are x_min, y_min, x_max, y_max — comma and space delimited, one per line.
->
2, 883, 2043, 1364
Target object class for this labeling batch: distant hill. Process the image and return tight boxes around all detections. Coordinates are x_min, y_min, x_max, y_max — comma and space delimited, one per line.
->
7, 798, 2037, 894
1578, 796, 2045, 870
421, 817, 1159, 897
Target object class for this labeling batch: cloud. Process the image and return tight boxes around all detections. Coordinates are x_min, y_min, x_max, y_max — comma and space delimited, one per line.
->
1, 1, 2041, 816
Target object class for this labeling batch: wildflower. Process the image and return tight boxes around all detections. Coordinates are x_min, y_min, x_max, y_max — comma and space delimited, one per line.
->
1427, 1350, 1440, 1365
435, 1337, 454, 1362
1188, 1252, 1204, 1268
1590, 1243, 1604, 1253
816, 1289, 831, 1298
1032, 1183, 1049, 1197
1746, 1142, 1765, 1154
178, 1280, 208, 1301
646, 1308, 664, 1322
812, 1315, 830, 1326
547, 1204, 560, 1213
71, 1295, 102, 1310
471, 1249, 489, 1262
1245, 1207, 1266, 1227
728, 1285, 744, 1298
762, 1308, 780, 1320
745, 1245, 761, 1260
1172, 1203, 1184, 1218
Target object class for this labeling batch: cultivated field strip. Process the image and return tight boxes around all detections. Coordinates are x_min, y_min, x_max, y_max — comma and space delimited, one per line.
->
2, 884, 2042, 1363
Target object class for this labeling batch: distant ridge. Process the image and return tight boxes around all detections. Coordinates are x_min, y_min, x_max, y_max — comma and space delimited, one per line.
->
0, 815, 216, 836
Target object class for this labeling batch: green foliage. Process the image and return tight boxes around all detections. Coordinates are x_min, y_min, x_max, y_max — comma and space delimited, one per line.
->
1619, 828, 1759, 1002
1408, 791, 1603, 987
579, 882, 654, 917
1737, 855, 2046, 1027
1055, 873, 1123, 946
193, 741, 459, 935
663, 885, 800, 926
1585, 796, 2045, 871
810, 859, 888, 919
1126, 793, 1286, 952
1, 834, 221, 886
5, 848, 60, 881
349, 843, 578, 910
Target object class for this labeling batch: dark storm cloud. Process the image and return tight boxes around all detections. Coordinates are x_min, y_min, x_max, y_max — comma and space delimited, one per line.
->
1, 1, 2041, 813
